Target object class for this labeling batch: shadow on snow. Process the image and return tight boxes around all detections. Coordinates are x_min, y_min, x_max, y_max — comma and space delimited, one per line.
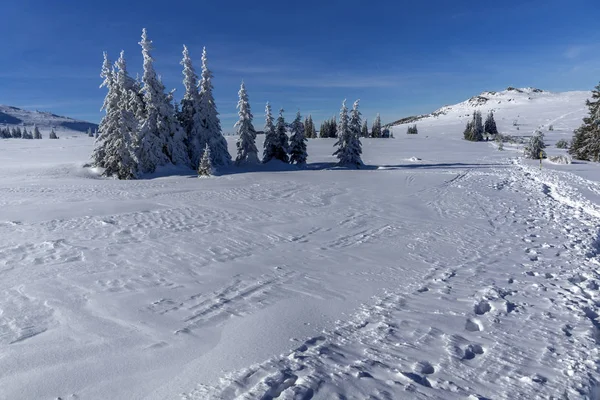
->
139, 161, 506, 179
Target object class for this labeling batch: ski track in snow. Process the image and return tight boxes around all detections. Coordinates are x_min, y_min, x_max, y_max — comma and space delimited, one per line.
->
186, 159, 600, 400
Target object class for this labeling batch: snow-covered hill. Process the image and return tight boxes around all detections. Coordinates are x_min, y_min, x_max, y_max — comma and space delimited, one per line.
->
390, 87, 590, 142
0, 104, 98, 133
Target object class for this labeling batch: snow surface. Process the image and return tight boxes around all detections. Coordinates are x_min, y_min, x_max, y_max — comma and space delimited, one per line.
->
1, 90, 600, 400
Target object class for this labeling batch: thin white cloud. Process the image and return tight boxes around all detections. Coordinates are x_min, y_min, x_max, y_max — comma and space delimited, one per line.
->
564, 45, 585, 59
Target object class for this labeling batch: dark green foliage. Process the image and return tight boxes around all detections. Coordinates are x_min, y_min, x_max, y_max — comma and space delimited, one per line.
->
361, 120, 369, 137
407, 124, 418, 134
371, 114, 382, 138
569, 82, 600, 162
484, 111, 498, 135
319, 117, 338, 138
555, 139, 569, 149
304, 115, 316, 138
463, 111, 484, 141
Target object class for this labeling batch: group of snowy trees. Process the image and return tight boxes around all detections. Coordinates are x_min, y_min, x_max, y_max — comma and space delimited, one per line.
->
464, 111, 498, 141
569, 82, 600, 162
406, 124, 418, 134
91, 29, 231, 179
92, 29, 370, 179
232, 83, 308, 166
317, 113, 387, 140
0, 125, 45, 139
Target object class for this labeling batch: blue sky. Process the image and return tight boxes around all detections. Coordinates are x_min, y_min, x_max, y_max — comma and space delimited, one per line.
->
0, 0, 599, 132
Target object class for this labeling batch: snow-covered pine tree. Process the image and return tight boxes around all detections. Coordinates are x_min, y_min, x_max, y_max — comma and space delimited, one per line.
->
473, 110, 484, 141
196, 47, 231, 168
179, 45, 203, 166
569, 81, 600, 161
263, 103, 288, 163
33, 125, 42, 139
49, 129, 58, 139
198, 143, 214, 176
234, 82, 259, 165
484, 111, 498, 135
289, 111, 307, 165
92, 52, 116, 168
100, 51, 140, 179
463, 120, 474, 141
524, 130, 546, 159
361, 119, 369, 137
330, 116, 338, 138
333, 99, 363, 167
21, 127, 30, 139
262, 102, 278, 162
87, 127, 94, 137
319, 119, 329, 138
304, 115, 316, 139
136, 29, 189, 173
371, 114, 382, 138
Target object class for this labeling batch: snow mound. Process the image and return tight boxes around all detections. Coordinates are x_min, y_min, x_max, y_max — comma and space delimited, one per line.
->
548, 155, 573, 165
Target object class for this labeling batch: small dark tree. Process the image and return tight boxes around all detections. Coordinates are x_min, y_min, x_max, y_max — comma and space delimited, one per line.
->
371, 114, 382, 138
361, 120, 369, 137
484, 111, 498, 135
569, 82, 600, 161
198, 144, 214, 176
289, 111, 308, 165
407, 124, 418, 134
49, 129, 59, 139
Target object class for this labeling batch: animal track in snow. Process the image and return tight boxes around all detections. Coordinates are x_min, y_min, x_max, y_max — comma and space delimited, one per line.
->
474, 300, 491, 315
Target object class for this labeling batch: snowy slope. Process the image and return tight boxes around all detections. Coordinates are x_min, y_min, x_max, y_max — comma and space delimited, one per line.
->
0, 92, 599, 400
0, 104, 98, 133
390, 87, 590, 145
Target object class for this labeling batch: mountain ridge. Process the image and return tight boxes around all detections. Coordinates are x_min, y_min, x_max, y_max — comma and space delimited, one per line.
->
0, 104, 98, 133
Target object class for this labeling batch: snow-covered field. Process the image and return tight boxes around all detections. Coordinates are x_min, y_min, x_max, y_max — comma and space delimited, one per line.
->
1, 89, 599, 400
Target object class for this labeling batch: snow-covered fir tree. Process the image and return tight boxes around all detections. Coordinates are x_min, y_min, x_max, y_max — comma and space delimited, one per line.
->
289, 111, 308, 165
234, 82, 259, 165
49, 129, 58, 139
407, 124, 418, 134
304, 115, 316, 138
464, 111, 484, 141
361, 120, 369, 137
333, 99, 363, 167
92, 52, 116, 168
102, 51, 140, 179
274, 108, 290, 163
179, 45, 203, 167
87, 127, 94, 137
198, 143, 214, 177
524, 130, 546, 159
196, 47, 231, 167
484, 111, 498, 135
569, 81, 600, 161
12, 127, 21, 139
371, 114, 382, 138
319, 119, 329, 138
263, 103, 288, 163
21, 127, 31, 139
136, 29, 189, 174
473, 110, 484, 140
